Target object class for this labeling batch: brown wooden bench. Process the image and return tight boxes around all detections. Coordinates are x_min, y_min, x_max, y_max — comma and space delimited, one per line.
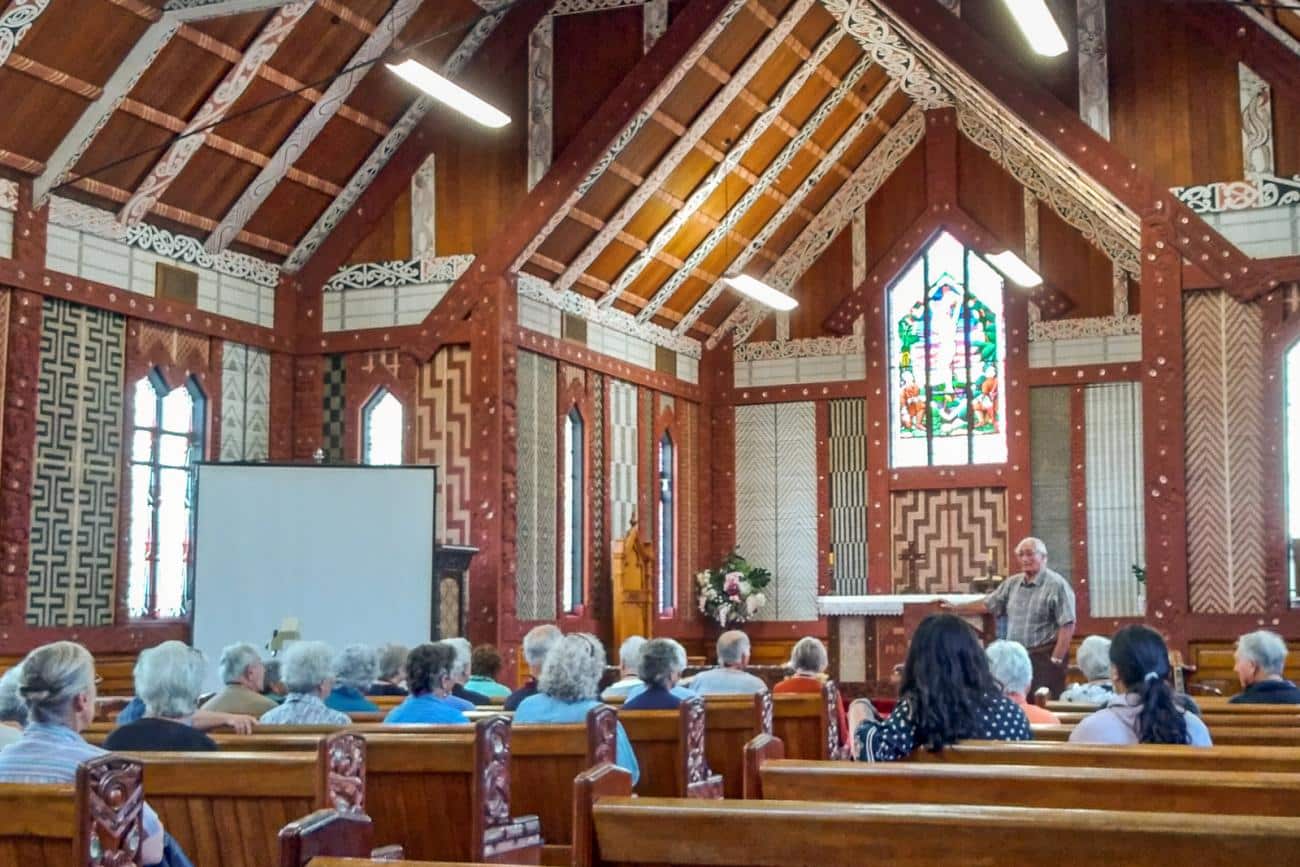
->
1032, 723, 1300, 746
701, 692, 773, 798
616, 696, 721, 798
570, 763, 1300, 867
1053, 710, 1300, 727
769, 684, 846, 761
912, 741, 1300, 772
0, 754, 145, 866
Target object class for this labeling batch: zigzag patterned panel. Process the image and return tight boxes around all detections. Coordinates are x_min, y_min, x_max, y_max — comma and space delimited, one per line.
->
735, 403, 818, 621
1185, 291, 1267, 613
829, 399, 867, 595
514, 351, 558, 621
416, 347, 474, 547
608, 380, 638, 541
890, 488, 1007, 594
590, 373, 607, 621
219, 342, 270, 461
1029, 387, 1072, 580
1084, 382, 1145, 617
27, 299, 125, 626
321, 355, 346, 463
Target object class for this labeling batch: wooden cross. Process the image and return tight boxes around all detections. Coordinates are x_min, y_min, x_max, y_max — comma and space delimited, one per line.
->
898, 542, 927, 594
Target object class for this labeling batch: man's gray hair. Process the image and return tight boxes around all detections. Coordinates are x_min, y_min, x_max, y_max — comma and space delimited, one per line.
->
523, 624, 562, 668
281, 641, 335, 694
1076, 635, 1112, 681
136, 641, 206, 719
0, 663, 28, 726
442, 637, 472, 678
376, 643, 408, 681
1237, 629, 1289, 676
985, 640, 1033, 697
218, 642, 262, 685
618, 635, 646, 671
1015, 537, 1048, 557
789, 637, 828, 674
638, 638, 683, 689
333, 644, 379, 691
716, 630, 750, 666
538, 633, 605, 702
19, 641, 95, 725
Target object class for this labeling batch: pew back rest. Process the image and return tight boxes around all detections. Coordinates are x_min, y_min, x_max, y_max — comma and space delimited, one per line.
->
702, 692, 770, 798
769, 685, 845, 761
616, 698, 720, 798
1032, 724, 1300, 746
509, 706, 617, 849
917, 741, 1300, 772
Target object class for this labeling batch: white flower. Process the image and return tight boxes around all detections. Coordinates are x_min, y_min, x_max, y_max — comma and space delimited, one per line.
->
745, 594, 761, 615
717, 603, 731, 626
739, 580, 752, 596
752, 593, 766, 609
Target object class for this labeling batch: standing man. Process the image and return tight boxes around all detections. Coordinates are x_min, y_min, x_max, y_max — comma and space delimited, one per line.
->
942, 537, 1076, 697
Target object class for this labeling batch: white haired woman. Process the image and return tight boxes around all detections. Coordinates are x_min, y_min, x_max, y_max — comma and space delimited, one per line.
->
774, 637, 849, 750
104, 641, 217, 751
443, 637, 490, 707
623, 639, 685, 710
368, 643, 409, 697
986, 640, 1062, 725
514, 633, 640, 785
326, 644, 380, 713
625, 639, 694, 704
260, 641, 351, 725
0, 642, 169, 865
1058, 635, 1115, 705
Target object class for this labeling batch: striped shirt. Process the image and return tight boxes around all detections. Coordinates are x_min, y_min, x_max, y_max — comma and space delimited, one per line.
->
983, 568, 1076, 650
0, 722, 163, 835
259, 693, 350, 725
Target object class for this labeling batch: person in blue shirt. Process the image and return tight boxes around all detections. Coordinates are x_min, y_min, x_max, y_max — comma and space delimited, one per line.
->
385, 643, 471, 725
514, 633, 639, 785
466, 644, 513, 700
326, 644, 380, 714
623, 638, 687, 711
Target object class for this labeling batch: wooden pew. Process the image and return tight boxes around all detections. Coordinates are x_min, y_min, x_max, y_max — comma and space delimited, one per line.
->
1054, 710, 1300, 728
701, 692, 774, 798
1032, 723, 1300, 746
279, 809, 406, 867
616, 697, 721, 798
913, 741, 1300, 773
570, 763, 1300, 867
0, 755, 145, 866
769, 684, 846, 761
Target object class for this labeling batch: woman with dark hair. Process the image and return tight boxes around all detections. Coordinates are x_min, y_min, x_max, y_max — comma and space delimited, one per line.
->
852, 613, 1031, 761
1069, 625, 1211, 746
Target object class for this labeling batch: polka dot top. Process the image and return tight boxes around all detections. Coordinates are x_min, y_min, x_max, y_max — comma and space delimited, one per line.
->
854, 693, 1032, 761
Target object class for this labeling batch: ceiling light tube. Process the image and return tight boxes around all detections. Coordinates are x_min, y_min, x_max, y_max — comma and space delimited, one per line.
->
1000, 0, 1068, 57
387, 59, 511, 128
988, 251, 1044, 288
726, 274, 798, 311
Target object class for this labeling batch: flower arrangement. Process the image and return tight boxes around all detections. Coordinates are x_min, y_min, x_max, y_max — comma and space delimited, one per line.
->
695, 552, 771, 626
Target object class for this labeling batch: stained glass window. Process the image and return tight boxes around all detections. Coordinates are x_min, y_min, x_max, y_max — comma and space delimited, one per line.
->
1287, 343, 1300, 601
888, 231, 1007, 468
127, 372, 204, 619
362, 389, 404, 465
657, 433, 675, 613
563, 408, 585, 613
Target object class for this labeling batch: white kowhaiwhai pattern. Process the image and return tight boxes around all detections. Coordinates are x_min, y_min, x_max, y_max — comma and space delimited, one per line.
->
527, 15, 554, 191
220, 342, 270, 461
0, 0, 48, 66
1239, 63, 1274, 180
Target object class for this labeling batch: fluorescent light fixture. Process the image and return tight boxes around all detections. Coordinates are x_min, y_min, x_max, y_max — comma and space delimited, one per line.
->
988, 251, 1044, 288
725, 274, 798, 311
386, 59, 511, 128
1000, 0, 1067, 57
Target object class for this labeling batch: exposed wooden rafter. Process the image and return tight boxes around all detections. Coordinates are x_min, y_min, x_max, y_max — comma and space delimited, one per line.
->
205, 0, 427, 253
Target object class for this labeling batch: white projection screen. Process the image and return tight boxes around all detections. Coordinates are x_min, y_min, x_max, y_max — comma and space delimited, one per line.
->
191, 464, 437, 690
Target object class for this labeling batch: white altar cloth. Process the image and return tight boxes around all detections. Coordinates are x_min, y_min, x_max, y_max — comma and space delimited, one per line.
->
816, 593, 985, 617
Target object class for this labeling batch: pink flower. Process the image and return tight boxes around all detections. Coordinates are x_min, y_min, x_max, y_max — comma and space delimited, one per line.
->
723, 572, 742, 594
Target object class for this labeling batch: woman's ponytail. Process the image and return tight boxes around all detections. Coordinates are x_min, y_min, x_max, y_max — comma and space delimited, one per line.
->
1110, 626, 1190, 745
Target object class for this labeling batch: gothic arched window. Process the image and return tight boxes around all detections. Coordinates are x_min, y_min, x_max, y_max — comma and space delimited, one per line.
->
362, 389, 404, 465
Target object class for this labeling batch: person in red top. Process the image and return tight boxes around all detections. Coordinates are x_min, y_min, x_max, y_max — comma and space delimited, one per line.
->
985, 639, 1061, 725
773, 636, 850, 750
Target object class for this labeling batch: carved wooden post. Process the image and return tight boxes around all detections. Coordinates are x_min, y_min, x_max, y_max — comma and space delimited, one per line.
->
585, 705, 619, 767
754, 689, 773, 736
77, 755, 145, 866
317, 731, 365, 813
678, 696, 721, 798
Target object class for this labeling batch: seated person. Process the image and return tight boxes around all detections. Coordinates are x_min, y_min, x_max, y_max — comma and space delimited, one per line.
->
774, 636, 849, 747
986, 640, 1062, 725
201, 642, 277, 716
262, 658, 287, 703
689, 630, 768, 695
515, 633, 640, 784
0, 641, 171, 865
444, 637, 490, 707
1069, 625, 1211, 746
104, 641, 217, 752
260, 641, 351, 726
853, 614, 1032, 761
367, 643, 409, 697
601, 636, 646, 701
0, 663, 25, 748
623, 638, 686, 710
1230, 629, 1300, 704
626, 639, 694, 703
385, 644, 471, 724
326, 644, 380, 713
505, 624, 561, 711
467, 644, 513, 700
1058, 635, 1115, 705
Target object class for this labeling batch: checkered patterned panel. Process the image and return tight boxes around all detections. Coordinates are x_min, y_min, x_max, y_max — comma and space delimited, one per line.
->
321, 355, 346, 463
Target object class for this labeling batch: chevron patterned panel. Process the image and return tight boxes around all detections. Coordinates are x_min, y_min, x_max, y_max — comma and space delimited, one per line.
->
890, 488, 1007, 593
735, 405, 778, 617
829, 398, 867, 595
589, 373, 608, 622
321, 355, 346, 463
608, 379, 638, 541
415, 347, 474, 547
1084, 382, 1145, 617
218, 342, 269, 461
1029, 387, 1072, 580
27, 299, 125, 626
1185, 291, 1267, 613
244, 346, 269, 460
514, 351, 558, 621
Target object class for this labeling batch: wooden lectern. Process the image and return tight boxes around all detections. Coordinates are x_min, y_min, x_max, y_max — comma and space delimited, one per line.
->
612, 514, 655, 649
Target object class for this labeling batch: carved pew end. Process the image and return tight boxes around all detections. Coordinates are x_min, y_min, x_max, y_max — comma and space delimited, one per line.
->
742, 733, 786, 800
573, 764, 635, 867
278, 808, 407, 867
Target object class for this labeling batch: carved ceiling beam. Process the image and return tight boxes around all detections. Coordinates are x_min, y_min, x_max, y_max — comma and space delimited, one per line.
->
1182, 2, 1300, 98
0, 0, 51, 67
206, 0, 427, 253
597, 22, 846, 307
528, 252, 712, 332
550, 0, 816, 296
667, 74, 900, 335
1236, 5, 1300, 64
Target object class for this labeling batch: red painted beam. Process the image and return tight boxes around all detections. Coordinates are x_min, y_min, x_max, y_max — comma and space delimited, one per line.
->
1174, 1, 1300, 98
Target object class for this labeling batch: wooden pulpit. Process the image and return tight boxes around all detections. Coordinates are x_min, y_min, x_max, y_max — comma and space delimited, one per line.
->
612, 515, 654, 648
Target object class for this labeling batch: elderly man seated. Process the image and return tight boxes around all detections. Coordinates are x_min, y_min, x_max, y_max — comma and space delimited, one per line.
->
689, 630, 767, 695
0, 664, 25, 748
986, 639, 1062, 725
326, 644, 380, 713
260, 641, 351, 725
1231, 629, 1300, 704
202, 642, 277, 716
385, 643, 471, 724
601, 636, 646, 701
1058, 635, 1115, 705
105, 641, 217, 751
505, 624, 562, 711
623, 638, 687, 710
